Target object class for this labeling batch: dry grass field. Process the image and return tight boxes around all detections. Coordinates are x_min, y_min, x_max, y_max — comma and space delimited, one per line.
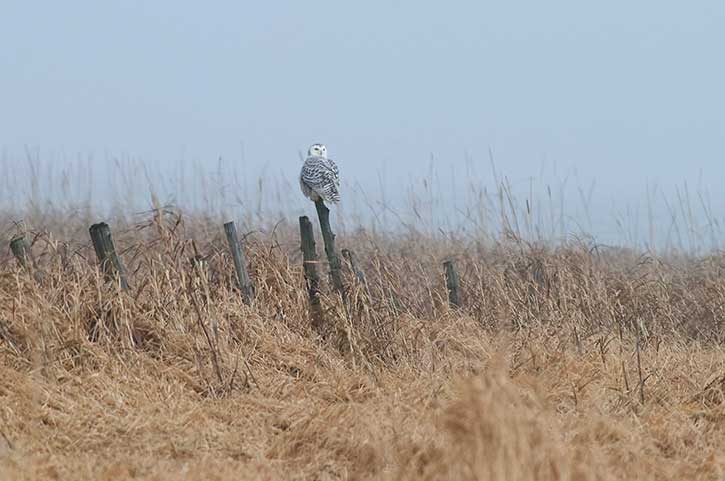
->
2, 208, 725, 480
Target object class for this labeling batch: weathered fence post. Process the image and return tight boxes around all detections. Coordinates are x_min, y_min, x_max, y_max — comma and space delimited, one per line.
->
10, 235, 46, 283
223, 221, 255, 305
443, 260, 461, 307
299, 216, 324, 330
342, 248, 368, 292
10, 236, 33, 270
89, 223, 129, 290
314, 199, 345, 300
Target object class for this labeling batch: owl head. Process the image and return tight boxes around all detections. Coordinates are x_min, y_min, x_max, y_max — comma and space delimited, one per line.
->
307, 143, 327, 158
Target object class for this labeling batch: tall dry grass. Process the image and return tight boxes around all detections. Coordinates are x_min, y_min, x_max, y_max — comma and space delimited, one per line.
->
1, 204, 725, 480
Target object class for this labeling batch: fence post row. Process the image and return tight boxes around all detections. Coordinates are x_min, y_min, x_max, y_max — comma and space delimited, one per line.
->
299, 216, 324, 330
89, 222, 129, 290
444, 260, 461, 307
313, 199, 345, 300
26, 220, 464, 316
223, 221, 255, 305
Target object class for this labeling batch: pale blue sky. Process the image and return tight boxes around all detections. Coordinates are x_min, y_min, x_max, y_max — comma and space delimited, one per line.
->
1, 1, 724, 247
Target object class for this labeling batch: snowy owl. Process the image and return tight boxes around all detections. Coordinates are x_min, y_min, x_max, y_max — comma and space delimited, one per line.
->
299, 143, 341, 203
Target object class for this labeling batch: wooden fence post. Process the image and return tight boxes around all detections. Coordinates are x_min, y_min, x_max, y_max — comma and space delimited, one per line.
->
443, 260, 461, 307
223, 221, 254, 305
10, 236, 32, 270
299, 216, 324, 330
342, 248, 369, 293
313, 199, 345, 300
10, 235, 46, 283
89, 223, 129, 290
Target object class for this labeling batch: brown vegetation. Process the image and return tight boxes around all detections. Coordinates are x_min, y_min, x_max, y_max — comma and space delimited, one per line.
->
2, 209, 725, 480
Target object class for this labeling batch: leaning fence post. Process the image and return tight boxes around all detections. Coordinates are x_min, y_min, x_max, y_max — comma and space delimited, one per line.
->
223, 221, 255, 305
10, 236, 33, 270
299, 216, 324, 331
89, 222, 129, 290
443, 260, 461, 307
342, 248, 369, 294
313, 199, 345, 300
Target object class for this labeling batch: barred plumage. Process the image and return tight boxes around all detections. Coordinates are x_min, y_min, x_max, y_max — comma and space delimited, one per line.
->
299, 143, 341, 203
